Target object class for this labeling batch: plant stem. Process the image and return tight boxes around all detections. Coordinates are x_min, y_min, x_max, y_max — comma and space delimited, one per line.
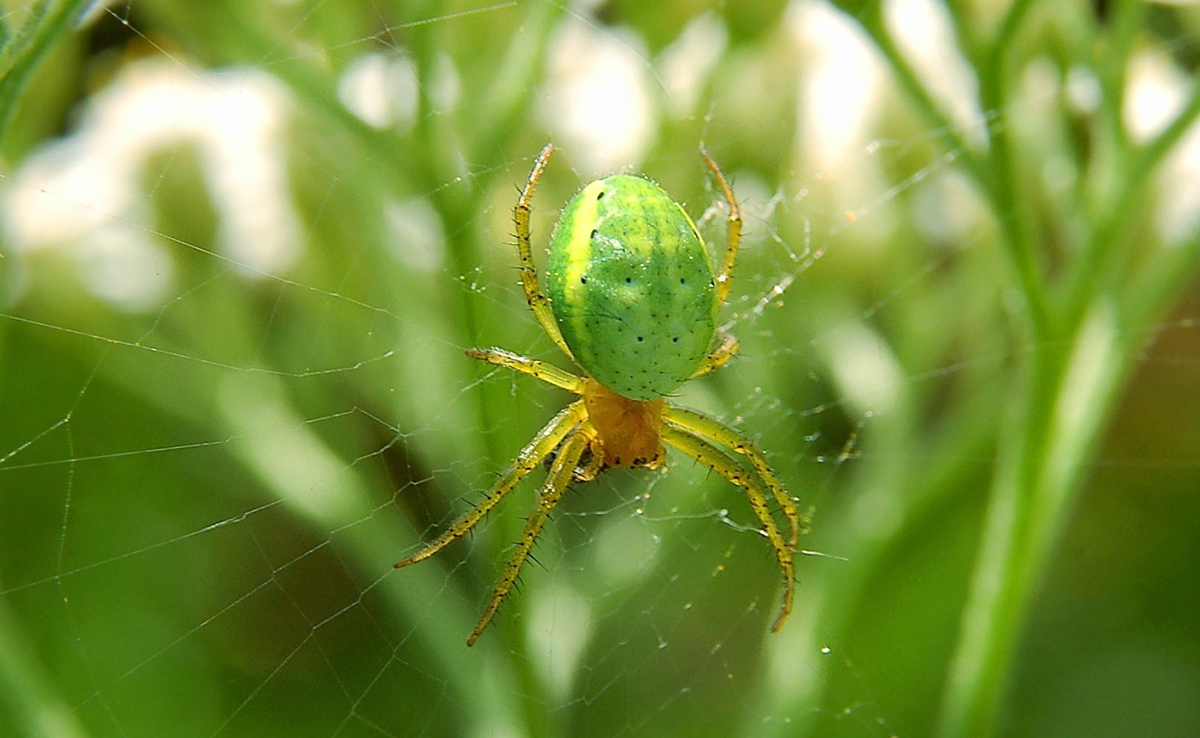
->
0, 0, 94, 148
937, 297, 1129, 738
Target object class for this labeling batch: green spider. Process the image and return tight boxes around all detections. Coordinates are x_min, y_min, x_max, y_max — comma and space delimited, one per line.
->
395, 144, 800, 646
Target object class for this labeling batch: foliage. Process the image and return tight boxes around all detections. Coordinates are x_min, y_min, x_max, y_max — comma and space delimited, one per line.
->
2, 1, 1199, 737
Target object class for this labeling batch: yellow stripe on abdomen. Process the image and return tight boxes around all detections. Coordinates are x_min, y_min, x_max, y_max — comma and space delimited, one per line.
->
560, 179, 604, 340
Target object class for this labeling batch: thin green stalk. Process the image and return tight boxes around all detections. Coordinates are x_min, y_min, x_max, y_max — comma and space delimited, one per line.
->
855, 1, 1050, 335
975, 79, 1050, 335
935, 8, 1200, 722
934, 357, 1043, 738
937, 297, 1129, 738
976, 0, 1049, 337
857, 5, 985, 183
405, 9, 568, 738
1060, 3, 1200, 325
1095, 0, 1144, 155
984, 0, 1036, 75
174, 4, 569, 735
932, 3, 1170, 736
0, 0, 93, 147
466, 0, 566, 164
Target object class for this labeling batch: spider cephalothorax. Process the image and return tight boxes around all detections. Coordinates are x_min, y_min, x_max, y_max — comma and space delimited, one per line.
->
580, 378, 665, 472
396, 144, 799, 646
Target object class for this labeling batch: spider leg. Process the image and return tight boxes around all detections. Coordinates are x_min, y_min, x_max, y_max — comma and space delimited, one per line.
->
467, 426, 591, 646
665, 406, 800, 550
394, 401, 586, 571
691, 330, 740, 379
466, 347, 584, 393
700, 148, 742, 308
660, 423, 795, 633
573, 438, 606, 481
514, 143, 575, 361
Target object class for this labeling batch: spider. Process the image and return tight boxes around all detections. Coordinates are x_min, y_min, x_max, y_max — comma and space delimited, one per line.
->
395, 144, 800, 646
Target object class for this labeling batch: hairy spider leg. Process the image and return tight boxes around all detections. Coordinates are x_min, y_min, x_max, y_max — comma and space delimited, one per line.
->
700, 148, 742, 309
660, 422, 796, 632
467, 427, 591, 646
465, 347, 585, 393
514, 143, 575, 360
665, 406, 800, 550
573, 444, 607, 482
464, 349, 608, 478
691, 331, 739, 379
689, 150, 742, 378
394, 401, 586, 570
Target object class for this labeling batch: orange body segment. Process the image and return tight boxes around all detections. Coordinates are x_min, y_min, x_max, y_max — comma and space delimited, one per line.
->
582, 378, 665, 470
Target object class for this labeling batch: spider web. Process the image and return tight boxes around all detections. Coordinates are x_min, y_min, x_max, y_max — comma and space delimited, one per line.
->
2, 2, 1200, 738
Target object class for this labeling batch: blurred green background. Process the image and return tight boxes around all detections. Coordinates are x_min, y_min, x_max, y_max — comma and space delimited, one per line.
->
2, 0, 1199, 737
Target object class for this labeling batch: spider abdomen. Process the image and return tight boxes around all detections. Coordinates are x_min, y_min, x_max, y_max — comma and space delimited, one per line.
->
546, 175, 718, 401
